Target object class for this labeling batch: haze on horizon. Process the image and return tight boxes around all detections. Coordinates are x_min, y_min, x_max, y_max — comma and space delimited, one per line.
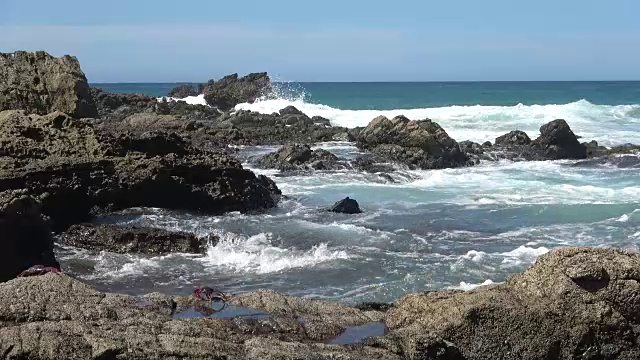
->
1, 0, 639, 83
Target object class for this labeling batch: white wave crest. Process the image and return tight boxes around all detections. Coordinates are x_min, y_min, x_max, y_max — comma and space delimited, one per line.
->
235, 96, 640, 146
157, 94, 208, 106
199, 232, 350, 274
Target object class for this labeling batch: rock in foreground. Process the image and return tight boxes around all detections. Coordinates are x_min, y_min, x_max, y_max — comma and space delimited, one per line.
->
355, 115, 471, 170
0, 51, 97, 118
0, 274, 397, 359
57, 223, 216, 255
0, 190, 59, 282
382, 247, 640, 359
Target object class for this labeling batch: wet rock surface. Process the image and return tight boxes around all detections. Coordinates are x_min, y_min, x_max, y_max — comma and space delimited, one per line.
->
254, 143, 348, 171
57, 223, 215, 255
0, 51, 96, 118
167, 83, 199, 98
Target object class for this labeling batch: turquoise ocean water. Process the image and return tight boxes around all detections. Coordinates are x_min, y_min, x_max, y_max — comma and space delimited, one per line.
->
59, 81, 640, 303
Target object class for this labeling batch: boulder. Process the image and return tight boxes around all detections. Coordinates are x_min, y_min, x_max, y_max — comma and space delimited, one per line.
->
495, 130, 531, 146
355, 115, 471, 170
167, 83, 198, 98
533, 119, 586, 159
0, 190, 59, 282
279, 105, 306, 116
0, 51, 97, 118
57, 223, 216, 255
382, 247, 640, 359
330, 197, 362, 214
254, 144, 346, 171
203, 72, 271, 111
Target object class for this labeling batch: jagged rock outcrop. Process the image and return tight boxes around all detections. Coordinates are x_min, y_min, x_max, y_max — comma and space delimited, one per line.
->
0, 51, 97, 118
167, 83, 198, 98
57, 223, 217, 255
492, 120, 587, 161
0, 190, 59, 282
355, 115, 472, 169
203, 72, 271, 111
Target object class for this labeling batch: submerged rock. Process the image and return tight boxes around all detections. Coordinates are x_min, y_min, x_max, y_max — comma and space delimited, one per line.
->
0, 51, 97, 118
203, 72, 271, 111
355, 115, 471, 170
382, 247, 640, 359
57, 223, 216, 254
330, 197, 362, 214
0, 190, 59, 282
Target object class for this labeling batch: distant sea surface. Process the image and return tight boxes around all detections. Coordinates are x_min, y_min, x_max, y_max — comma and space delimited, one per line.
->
61, 81, 640, 304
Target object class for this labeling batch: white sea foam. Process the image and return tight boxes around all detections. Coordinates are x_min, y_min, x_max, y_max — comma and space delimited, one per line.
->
450, 279, 495, 291
236, 98, 640, 146
157, 94, 208, 106
500, 246, 550, 266
199, 232, 350, 274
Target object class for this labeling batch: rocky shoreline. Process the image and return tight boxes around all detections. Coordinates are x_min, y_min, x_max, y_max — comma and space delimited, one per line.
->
2, 50, 640, 359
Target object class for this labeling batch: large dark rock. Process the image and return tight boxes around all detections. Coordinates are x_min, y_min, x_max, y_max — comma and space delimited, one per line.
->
533, 119, 587, 160
167, 83, 198, 98
0, 190, 59, 282
203, 72, 271, 111
0, 51, 97, 118
254, 144, 346, 171
57, 223, 216, 254
382, 247, 640, 359
330, 197, 362, 214
0, 155, 281, 232
355, 115, 471, 170
0, 274, 396, 359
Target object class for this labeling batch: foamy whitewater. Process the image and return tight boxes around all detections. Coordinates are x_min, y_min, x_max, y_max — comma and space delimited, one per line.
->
57, 83, 640, 304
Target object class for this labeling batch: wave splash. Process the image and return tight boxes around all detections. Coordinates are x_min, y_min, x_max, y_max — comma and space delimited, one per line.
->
234, 84, 640, 146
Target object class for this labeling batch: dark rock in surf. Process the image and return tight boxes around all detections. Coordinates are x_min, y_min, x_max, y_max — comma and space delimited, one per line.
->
533, 119, 586, 159
202, 72, 271, 111
355, 115, 471, 170
254, 144, 347, 171
279, 105, 306, 116
491, 120, 587, 161
330, 197, 362, 214
0, 51, 97, 118
167, 84, 198, 98
572, 155, 640, 168
0, 190, 59, 283
495, 130, 531, 146
312, 115, 332, 127
57, 223, 216, 255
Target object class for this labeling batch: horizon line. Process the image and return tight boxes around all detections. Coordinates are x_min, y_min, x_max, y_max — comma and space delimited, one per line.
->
90, 79, 640, 84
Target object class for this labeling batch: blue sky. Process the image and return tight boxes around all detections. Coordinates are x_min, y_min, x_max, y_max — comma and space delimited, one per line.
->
1, 0, 639, 82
